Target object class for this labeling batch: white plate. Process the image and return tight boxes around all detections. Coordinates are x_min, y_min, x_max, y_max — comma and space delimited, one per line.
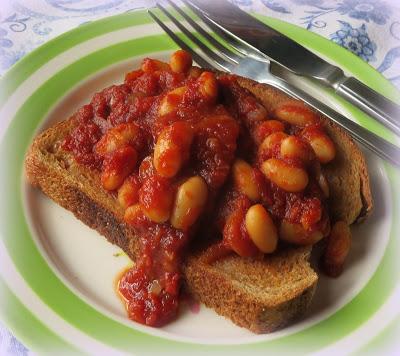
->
1, 10, 399, 355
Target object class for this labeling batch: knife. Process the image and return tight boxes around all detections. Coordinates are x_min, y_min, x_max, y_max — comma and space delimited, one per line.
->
186, 0, 400, 136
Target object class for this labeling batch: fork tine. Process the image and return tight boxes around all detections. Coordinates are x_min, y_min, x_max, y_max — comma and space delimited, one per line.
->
165, 0, 241, 64
148, 9, 215, 70
183, 0, 266, 61
155, 3, 234, 72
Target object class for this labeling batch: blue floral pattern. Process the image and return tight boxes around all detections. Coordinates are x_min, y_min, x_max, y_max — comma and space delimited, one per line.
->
330, 21, 377, 62
0, 0, 398, 85
229, 0, 399, 85
232, 0, 253, 5
290, 0, 325, 5
0, 27, 25, 71
44, 0, 129, 13
0, 28, 13, 49
337, 0, 391, 25
0, 321, 29, 356
261, 0, 291, 14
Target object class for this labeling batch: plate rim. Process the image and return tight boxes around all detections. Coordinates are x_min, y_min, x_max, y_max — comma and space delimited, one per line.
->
0, 8, 399, 355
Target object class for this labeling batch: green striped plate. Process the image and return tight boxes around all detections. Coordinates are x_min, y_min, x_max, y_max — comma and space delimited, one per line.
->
0, 9, 399, 355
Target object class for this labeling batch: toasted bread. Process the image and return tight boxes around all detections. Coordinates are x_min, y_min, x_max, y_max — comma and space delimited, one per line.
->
184, 245, 317, 333
25, 75, 372, 333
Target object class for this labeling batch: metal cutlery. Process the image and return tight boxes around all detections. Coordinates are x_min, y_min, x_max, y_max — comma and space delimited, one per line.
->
186, 0, 400, 137
148, 2, 400, 167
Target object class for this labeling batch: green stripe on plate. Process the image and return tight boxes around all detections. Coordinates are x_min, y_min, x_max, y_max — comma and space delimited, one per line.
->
0, 277, 81, 355
0, 10, 151, 109
357, 313, 400, 354
0, 11, 399, 354
0, 8, 186, 109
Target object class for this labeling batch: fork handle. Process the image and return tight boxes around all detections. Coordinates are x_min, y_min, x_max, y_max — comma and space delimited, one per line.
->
262, 76, 400, 167
336, 77, 400, 137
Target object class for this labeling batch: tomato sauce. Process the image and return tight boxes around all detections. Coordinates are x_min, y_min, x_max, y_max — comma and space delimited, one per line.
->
62, 52, 333, 327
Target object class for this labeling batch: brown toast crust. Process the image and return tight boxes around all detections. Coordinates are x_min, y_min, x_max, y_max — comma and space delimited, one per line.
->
25, 118, 140, 260
184, 246, 317, 333
24, 75, 372, 333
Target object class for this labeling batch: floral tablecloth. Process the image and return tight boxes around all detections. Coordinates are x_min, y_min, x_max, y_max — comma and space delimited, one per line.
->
0, 0, 399, 354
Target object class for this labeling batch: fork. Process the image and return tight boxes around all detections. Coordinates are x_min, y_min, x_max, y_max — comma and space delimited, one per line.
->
148, 1, 400, 167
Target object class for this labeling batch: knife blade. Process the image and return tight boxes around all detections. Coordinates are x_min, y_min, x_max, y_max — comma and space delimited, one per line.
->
187, 0, 400, 136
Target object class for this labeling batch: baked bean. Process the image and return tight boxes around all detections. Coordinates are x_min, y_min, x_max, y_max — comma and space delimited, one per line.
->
158, 86, 187, 116
279, 220, 323, 245
124, 203, 143, 225
127, 91, 147, 107
254, 120, 285, 144
139, 175, 174, 223
319, 172, 330, 197
118, 175, 141, 209
197, 72, 218, 100
101, 146, 138, 191
148, 279, 162, 296
138, 156, 155, 181
299, 198, 323, 231
223, 208, 259, 257
274, 102, 319, 127
322, 221, 351, 277
153, 121, 194, 178
95, 123, 139, 156
232, 159, 260, 201
188, 66, 202, 79
170, 176, 208, 230
154, 135, 180, 178
259, 132, 288, 155
247, 103, 268, 123
309, 134, 336, 164
261, 158, 309, 192
302, 127, 336, 164
141, 58, 170, 72
280, 136, 313, 162
316, 166, 330, 197
125, 69, 143, 84
170, 50, 193, 73
245, 204, 278, 253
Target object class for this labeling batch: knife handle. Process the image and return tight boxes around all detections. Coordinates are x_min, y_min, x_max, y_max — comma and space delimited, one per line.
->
336, 77, 400, 136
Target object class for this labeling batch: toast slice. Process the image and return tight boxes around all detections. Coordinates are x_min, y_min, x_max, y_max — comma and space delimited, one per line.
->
25, 76, 372, 333
184, 245, 317, 333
